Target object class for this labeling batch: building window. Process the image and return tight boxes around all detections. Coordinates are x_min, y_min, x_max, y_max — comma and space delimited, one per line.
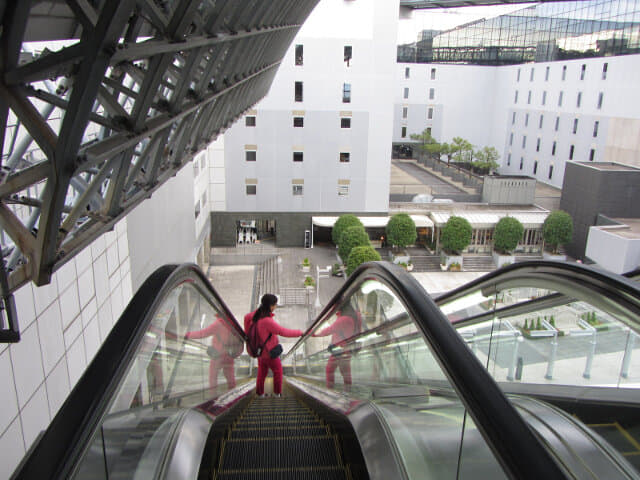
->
562, 65, 567, 80
295, 81, 303, 102
539, 114, 544, 129
525, 113, 529, 127
536, 138, 540, 152
430, 68, 436, 80
519, 157, 524, 170
426, 127, 432, 136
403, 87, 409, 99
509, 132, 513, 146
246, 184, 256, 195
293, 151, 303, 162
530, 68, 534, 81
533, 161, 538, 174
295, 44, 303, 66
427, 107, 433, 120
402, 107, 408, 119
548, 165, 553, 179
602, 62, 608, 80
245, 116, 256, 127
576, 92, 582, 108
342, 83, 351, 103
344, 45, 352, 66
293, 116, 304, 127
517, 68, 521, 82
514, 90, 518, 103
340, 152, 350, 163
555, 116, 560, 131
542, 91, 547, 105
597, 92, 604, 109
522, 135, 527, 148
558, 91, 563, 106
527, 90, 531, 104
580, 64, 586, 80
589, 149, 595, 161
341, 117, 351, 128
512, 112, 516, 124
545, 66, 550, 81
573, 118, 578, 134
245, 151, 256, 162
338, 183, 349, 197
401, 126, 407, 138
429, 88, 435, 100
552, 141, 556, 156
292, 184, 303, 196
569, 145, 575, 160
593, 121, 599, 137
507, 153, 511, 166
405, 67, 410, 79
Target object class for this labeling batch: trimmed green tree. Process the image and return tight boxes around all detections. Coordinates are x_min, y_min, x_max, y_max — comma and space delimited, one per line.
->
346, 245, 381, 276
441, 216, 472, 254
332, 214, 363, 245
543, 210, 573, 254
338, 226, 370, 262
386, 213, 417, 250
493, 217, 524, 254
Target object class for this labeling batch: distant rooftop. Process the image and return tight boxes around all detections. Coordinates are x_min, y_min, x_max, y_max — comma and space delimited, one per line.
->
594, 218, 640, 240
575, 162, 640, 172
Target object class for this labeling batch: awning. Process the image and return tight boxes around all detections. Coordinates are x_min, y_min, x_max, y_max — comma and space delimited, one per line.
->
312, 215, 434, 228
429, 211, 548, 229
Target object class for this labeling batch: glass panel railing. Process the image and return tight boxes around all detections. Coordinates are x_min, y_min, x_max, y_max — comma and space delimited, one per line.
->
293, 277, 509, 479
70, 275, 248, 479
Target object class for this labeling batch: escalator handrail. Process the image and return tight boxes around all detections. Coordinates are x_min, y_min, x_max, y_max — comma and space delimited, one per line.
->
288, 261, 569, 480
11, 263, 244, 480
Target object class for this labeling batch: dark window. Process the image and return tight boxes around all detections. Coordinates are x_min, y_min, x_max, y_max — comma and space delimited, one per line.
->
522, 135, 526, 148
539, 114, 544, 129
512, 112, 516, 124
245, 116, 256, 127
293, 116, 304, 127
342, 83, 351, 103
292, 185, 303, 196
295, 44, 303, 66
593, 121, 599, 137
246, 185, 256, 195
519, 157, 524, 170
548, 165, 553, 179
426, 127, 431, 136
427, 107, 433, 120
514, 90, 518, 103
597, 92, 604, 109
573, 118, 578, 134
295, 81, 303, 102
533, 161, 538, 174
507, 153, 511, 166
293, 152, 303, 162
577, 92, 582, 108
402, 107, 408, 119
552, 141, 556, 156
430, 68, 436, 80
602, 62, 608, 80
525, 113, 529, 127
509, 132, 513, 146
569, 145, 575, 160
542, 91, 547, 105
558, 91, 563, 106
555, 116, 560, 131
517, 68, 521, 82
405, 67, 410, 79
562, 65, 567, 80
530, 68, 534, 81
340, 152, 350, 163
403, 87, 409, 99
545, 66, 550, 81
341, 118, 351, 128
527, 90, 531, 104
429, 88, 435, 100
589, 149, 595, 161
344, 45, 352, 66
401, 126, 407, 138
245, 151, 256, 161
580, 64, 586, 80
536, 138, 540, 152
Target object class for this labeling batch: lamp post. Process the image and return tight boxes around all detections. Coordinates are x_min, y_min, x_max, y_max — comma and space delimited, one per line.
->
315, 265, 332, 309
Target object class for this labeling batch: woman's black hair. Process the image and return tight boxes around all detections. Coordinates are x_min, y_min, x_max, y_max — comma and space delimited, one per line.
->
253, 293, 278, 322
339, 300, 357, 318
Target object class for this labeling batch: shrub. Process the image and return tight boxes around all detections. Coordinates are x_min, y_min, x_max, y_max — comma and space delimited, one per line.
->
338, 226, 370, 262
441, 216, 472, 254
346, 246, 381, 276
493, 217, 524, 254
448, 262, 461, 272
304, 276, 315, 287
386, 213, 417, 250
332, 214, 363, 245
302, 257, 310, 266
543, 210, 573, 254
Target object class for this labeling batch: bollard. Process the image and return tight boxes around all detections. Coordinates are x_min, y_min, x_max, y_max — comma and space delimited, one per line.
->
621, 329, 636, 379
515, 356, 524, 380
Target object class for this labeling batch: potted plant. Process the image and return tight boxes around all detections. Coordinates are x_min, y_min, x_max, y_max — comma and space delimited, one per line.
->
304, 276, 315, 289
332, 214, 363, 246
346, 246, 381, 276
301, 257, 311, 272
386, 213, 417, 264
448, 262, 462, 272
331, 263, 344, 277
542, 210, 573, 260
493, 216, 523, 267
441, 216, 472, 269
338, 225, 370, 263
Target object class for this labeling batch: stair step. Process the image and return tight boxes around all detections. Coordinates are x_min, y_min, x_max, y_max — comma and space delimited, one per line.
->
230, 425, 329, 439
217, 466, 348, 480
221, 436, 340, 470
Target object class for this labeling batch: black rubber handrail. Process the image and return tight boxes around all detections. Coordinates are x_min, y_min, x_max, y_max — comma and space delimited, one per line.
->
287, 261, 569, 480
11, 263, 244, 480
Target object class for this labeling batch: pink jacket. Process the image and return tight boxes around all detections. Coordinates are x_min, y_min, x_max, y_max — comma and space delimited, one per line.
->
316, 314, 359, 345
244, 310, 303, 359
185, 317, 233, 359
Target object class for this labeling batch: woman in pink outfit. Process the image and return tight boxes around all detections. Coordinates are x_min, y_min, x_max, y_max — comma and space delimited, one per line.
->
244, 294, 303, 396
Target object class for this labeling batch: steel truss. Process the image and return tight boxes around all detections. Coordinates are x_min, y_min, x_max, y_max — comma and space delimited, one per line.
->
0, 0, 319, 341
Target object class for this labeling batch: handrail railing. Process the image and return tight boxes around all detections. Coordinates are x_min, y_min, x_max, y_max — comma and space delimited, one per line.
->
12, 263, 244, 480
287, 261, 568, 480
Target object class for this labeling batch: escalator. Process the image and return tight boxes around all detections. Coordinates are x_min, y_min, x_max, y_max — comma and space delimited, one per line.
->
10, 261, 640, 479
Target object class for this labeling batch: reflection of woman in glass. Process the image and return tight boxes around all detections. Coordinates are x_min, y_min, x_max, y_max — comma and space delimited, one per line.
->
185, 316, 238, 391
314, 303, 361, 391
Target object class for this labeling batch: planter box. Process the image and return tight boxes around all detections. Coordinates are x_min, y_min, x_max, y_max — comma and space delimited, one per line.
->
542, 251, 567, 261
493, 252, 515, 268
392, 253, 410, 265
301, 265, 310, 273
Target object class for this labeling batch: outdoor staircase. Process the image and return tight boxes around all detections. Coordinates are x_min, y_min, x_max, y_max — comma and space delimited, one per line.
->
208, 390, 369, 479
515, 254, 543, 263
253, 256, 280, 306
462, 256, 496, 272
409, 255, 443, 272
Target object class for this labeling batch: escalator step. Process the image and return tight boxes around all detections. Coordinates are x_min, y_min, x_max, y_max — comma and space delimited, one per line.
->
217, 466, 348, 480
230, 425, 329, 439
221, 436, 340, 470
235, 417, 320, 426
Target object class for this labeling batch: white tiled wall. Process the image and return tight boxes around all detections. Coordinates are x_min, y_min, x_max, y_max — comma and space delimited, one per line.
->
0, 219, 132, 479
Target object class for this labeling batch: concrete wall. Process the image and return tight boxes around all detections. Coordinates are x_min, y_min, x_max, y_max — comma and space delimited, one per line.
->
586, 225, 640, 274
481, 176, 536, 205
